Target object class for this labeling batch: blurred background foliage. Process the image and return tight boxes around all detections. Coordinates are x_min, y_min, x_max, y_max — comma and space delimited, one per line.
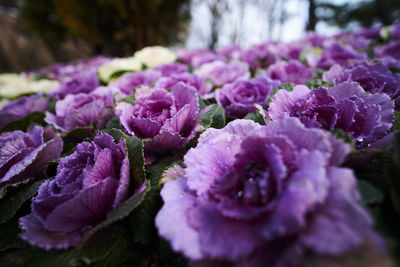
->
0, 0, 399, 72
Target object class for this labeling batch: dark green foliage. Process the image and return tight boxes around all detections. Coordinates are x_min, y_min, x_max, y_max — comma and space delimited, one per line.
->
316, 0, 400, 29
199, 104, 226, 129
0, 179, 44, 224
103, 128, 146, 183
19, 0, 192, 56
244, 111, 266, 125
0, 112, 45, 133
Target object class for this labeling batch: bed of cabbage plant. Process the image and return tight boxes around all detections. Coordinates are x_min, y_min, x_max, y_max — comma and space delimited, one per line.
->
0, 23, 400, 266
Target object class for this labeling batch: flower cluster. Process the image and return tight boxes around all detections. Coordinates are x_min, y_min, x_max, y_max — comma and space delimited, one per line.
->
0, 22, 398, 267
323, 60, 400, 110
268, 82, 394, 148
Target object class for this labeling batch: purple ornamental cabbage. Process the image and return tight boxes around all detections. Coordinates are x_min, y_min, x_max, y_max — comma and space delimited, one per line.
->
316, 42, 367, 70
0, 94, 48, 129
0, 126, 62, 191
112, 70, 161, 97
265, 60, 313, 84
240, 43, 277, 70
334, 27, 380, 50
215, 45, 241, 59
177, 49, 225, 68
392, 23, 400, 40
334, 33, 372, 50
194, 60, 250, 87
156, 118, 386, 266
216, 76, 280, 118
50, 71, 100, 100
323, 61, 400, 110
154, 73, 212, 98
42, 56, 111, 81
153, 62, 188, 76
353, 27, 381, 40
374, 40, 400, 60
277, 43, 304, 60
45, 87, 114, 131
300, 32, 326, 47
268, 82, 394, 148
116, 82, 200, 153
378, 56, 400, 70
19, 133, 135, 250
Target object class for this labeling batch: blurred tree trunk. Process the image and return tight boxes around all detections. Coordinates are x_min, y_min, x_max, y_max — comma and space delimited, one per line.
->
207, 0, 225, 50
306, 0, 317, 31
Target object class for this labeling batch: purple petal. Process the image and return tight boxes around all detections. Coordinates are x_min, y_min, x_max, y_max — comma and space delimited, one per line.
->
44, 178, 118, 232
144, 131, 186, 153
20, 213, 82, 250
156, 178, 203, 259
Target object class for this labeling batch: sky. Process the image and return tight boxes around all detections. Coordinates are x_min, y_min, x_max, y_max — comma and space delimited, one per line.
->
184, 0, 367, 49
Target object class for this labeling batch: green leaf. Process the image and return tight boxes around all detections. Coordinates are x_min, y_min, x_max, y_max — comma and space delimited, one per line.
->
300, 48, 323, 64
79, 181, 151, 246
390, 111, 400, 133
103, 128, 146, 182
199, 104, 225, 129
358, 180, 384, 205
73, 225, 129, 266
394, 131, 400, 166
0, 112, 45, 133
244, 112, 266, 125
24, 249, 76, 267
118, 90, 136, 106
267, 83, 295, 106
105, 116, 122, 130
0, 177, 35, 199
331, 128, 354, 149
0, 218, 27, 252
0, 179, 44, 224
24, 225, 130, 267
61, 126, 95, 155
0, 247, 34, 266
108, 70, 130, 82
129, 158, 177, 244
198, 95, 207, 110
389, 67, 400, 74
61, 126, 94, 140
305, 78, 333, 90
